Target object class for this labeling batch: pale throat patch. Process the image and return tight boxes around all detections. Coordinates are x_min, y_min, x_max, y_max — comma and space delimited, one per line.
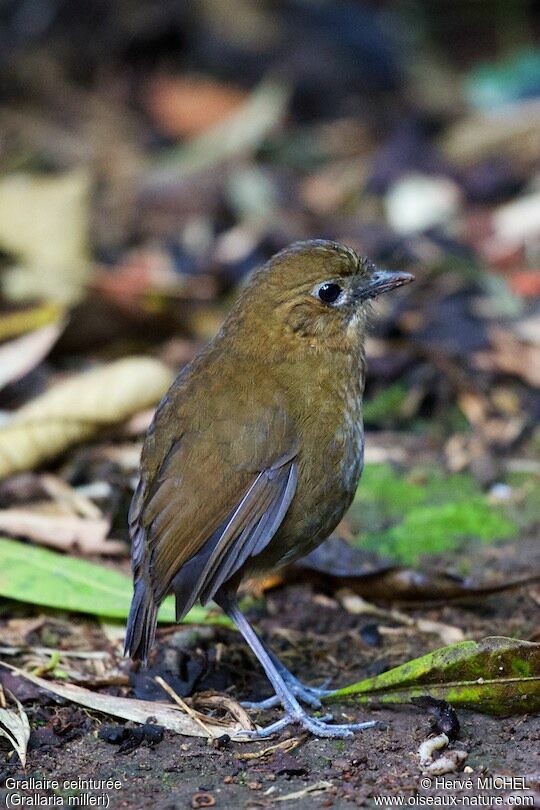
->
346, 309, 366, 341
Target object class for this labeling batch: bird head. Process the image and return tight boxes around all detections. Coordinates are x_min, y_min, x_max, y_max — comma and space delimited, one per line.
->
227, 240, 414, 355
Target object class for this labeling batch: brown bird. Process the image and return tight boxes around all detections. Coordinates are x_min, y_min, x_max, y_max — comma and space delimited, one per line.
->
125, 240, 413, 738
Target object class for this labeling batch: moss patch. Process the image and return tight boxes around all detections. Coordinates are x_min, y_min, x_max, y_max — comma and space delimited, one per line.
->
363, 383, 409, 426
350, 463, 519, 564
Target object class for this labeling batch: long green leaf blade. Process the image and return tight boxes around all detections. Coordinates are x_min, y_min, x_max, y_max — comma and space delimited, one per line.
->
327, 637, 540, 715
0, 537, 224, 625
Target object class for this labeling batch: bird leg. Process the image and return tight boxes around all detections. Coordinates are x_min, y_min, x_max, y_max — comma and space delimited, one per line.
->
241, 646, 333, 710
216, 593, 379, 739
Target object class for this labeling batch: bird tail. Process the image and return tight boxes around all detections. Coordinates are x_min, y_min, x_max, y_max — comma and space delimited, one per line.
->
124, 580, 158, 664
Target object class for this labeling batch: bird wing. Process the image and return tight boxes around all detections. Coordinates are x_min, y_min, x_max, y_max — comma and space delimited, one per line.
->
127, 382, 298, 655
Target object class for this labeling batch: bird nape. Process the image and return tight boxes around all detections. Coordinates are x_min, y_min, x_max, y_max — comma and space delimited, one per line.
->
125, 239, 414, 738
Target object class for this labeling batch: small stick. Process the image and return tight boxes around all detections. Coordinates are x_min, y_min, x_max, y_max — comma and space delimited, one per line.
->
155, 676, 215, 739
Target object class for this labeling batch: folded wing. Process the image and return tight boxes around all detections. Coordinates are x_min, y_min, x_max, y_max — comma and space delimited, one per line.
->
125, 393, 298, 662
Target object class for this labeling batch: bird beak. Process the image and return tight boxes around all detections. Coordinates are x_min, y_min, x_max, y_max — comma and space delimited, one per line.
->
355, 269, 414, 301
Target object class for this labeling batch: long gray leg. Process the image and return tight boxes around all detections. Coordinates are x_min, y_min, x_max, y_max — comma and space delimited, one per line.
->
216, 593, 379, 739
242, 644, 333, 710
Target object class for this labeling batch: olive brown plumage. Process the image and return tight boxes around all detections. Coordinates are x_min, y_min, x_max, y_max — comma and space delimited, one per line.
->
125, 240, 413, 738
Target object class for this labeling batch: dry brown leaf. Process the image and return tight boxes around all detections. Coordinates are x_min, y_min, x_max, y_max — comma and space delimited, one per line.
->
0, 170, 91, 305
0, 690, 30, 767
0, 663, 246, 740
475, 326, 540, 388
339, 592, 465, 646
0, 322, 65, 391
0, 357, 174, 479
41, 474, 103, 519
441, 97, 540, 164
300, 159, 368, 216
0, 509, 125, 555
146, 75, 248, 138
155, 676, 217, 739
146, 79, 290, 186
415, 619, 465, 646
193, 694, 254, 731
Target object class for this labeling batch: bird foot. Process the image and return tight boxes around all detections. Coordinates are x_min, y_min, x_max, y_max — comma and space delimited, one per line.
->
242, 676, 333, 711
236, 709, 380, 739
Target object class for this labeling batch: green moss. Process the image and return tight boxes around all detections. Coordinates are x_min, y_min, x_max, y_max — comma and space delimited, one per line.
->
353, 464, 480, 527
362, 498, 517, 563
511, 658, 532, 678
350, 463, 519, 564
363, 384, 409, 425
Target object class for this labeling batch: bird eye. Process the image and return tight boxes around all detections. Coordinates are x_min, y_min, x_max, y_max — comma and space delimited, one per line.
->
317, 282, 342, 304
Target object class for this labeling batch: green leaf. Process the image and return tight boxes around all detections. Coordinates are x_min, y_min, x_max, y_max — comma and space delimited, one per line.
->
326, 636, 540, 715
0, 537, 226, 626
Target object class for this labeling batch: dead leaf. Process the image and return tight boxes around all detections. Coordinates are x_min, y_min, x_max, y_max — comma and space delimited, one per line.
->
339, 592, 465, 646
41, 474, 103, 520
0, 689, 30, 767
277, 537, 540, 603
193, 694, 254, 731
328, 636, 540, 715
509, 270, 540, 298
474, 326, 540, 388
492, 191, 540, 251
146, 79, 290, 186
155, 675, 219, 739
146, 75, 248, 138
0, 509, 125, 555
442, 97, 540, 165
0, 662, 246, 740
0, 322, 65, 392
0, 170, 90, 305
415, 620, 465, 646
0, 357, 174, 479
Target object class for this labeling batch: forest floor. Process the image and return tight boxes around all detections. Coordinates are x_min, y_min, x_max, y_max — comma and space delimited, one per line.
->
1, 536, 538, 809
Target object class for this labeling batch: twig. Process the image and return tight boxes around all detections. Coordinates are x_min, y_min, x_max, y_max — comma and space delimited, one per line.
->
155, 676, 216, 739
237, 734, 307, 760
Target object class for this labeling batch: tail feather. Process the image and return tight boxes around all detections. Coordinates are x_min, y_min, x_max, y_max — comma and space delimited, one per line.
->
124, 580, 158, 664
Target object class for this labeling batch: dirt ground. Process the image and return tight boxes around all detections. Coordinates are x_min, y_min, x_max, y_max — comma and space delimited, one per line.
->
1, 538, 539, 809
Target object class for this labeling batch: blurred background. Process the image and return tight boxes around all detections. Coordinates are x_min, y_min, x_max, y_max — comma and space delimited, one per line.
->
0, 0, 539, 587
0, 2, 539, 791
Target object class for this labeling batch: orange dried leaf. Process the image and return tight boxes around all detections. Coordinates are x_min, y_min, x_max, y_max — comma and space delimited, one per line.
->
146, 75, 248, 138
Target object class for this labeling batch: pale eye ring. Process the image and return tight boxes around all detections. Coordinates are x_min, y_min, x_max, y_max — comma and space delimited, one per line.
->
317, 282, 342, 305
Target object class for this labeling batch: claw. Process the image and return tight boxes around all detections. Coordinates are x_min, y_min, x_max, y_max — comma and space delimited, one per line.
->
235, 710, 379, 740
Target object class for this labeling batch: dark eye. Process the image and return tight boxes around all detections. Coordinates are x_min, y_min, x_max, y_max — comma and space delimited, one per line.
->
317, 282, 342, 304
